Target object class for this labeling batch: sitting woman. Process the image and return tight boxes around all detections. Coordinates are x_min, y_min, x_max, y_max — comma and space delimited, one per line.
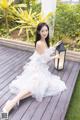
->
2, 22, 67, 115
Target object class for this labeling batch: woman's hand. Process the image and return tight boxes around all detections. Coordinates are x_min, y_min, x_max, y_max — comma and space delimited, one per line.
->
51, 54, 60, 59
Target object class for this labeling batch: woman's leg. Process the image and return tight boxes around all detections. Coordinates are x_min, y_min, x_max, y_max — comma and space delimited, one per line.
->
3, 90, 32, 113
20, 91, 32, 100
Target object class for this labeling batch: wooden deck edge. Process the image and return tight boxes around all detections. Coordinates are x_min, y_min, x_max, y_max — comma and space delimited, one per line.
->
64, 65, 80, 120
0, 38, 34, 52
0, 38, 80, 62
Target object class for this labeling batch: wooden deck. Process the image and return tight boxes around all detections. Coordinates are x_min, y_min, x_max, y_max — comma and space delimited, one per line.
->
0, 44, 80, 120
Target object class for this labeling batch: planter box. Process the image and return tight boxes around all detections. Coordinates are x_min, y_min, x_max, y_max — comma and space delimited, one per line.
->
0, 38, 80, 63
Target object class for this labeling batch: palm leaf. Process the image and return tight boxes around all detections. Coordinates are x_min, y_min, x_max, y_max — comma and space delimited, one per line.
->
18, 28, 23, 36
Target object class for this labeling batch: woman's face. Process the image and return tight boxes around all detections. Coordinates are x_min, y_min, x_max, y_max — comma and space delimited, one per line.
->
39, 25, 48, 40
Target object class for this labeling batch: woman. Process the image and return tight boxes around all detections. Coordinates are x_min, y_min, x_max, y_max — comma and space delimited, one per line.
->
2, 22, 67, 115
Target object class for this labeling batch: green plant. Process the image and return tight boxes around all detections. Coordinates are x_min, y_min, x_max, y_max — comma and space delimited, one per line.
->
23, 0, 37, 11
9, 7, 51, 41
53, 3, 80, 45
0, 0, 14, 32
65, 72, 80, 120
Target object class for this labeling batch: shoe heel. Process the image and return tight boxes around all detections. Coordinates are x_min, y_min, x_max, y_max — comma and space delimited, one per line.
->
1, 112, 8, 119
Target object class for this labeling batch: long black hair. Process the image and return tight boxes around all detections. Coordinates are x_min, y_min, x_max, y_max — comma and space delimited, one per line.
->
35, 22, 50, 48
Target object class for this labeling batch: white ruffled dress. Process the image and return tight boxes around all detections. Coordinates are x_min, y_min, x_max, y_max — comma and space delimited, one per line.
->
9, 47, 67, 102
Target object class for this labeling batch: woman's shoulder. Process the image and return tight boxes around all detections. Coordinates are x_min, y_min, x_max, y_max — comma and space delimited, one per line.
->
36, 41, 43, 50
36, 41, 45, 54
36, 41, 42, 46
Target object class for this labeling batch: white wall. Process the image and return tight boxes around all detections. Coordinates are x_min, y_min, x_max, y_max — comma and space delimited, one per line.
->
61, 0, 79, 2
40, 0, 57, 16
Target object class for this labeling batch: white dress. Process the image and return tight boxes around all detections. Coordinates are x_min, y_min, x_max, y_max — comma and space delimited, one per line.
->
9, 47, 67, 102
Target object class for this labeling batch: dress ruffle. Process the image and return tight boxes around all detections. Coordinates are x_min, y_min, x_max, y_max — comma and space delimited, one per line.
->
9, 47, 67, 102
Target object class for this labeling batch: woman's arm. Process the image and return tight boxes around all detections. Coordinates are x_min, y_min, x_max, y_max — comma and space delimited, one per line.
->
51, 54, 60, 59
48, 41, 62, 56
46, 54, 60, 64
35, 41, 60, 63
36, 41, 45, 55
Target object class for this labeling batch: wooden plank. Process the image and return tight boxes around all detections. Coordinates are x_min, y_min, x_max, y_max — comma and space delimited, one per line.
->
0, 38, 34, 52
0, 45, 22, 56
9, 98, 34, 120
28, 61, 68, 120
0, 52, 31, 95
0, 49, 31, 83
0, 45, 79, 120
61, 64, 80, 120
3, 63, 32, 118
0, 51, 26, 84
51, 63, 79, 120
0, 48, 31, 104
9, 62, 57, 120
8, 58, 60, 120
0, 49, 19, 63
0, 53, 28, 90
0, 49, 25, 65
20, 61, 68, 120
1, 57, 31, 118
0, 45, 29, 62
0, 55, 28, 107
0, 48, 10, 56
39, 61, 74, 120
0, 49, 21, 66
0, 51, 30, 91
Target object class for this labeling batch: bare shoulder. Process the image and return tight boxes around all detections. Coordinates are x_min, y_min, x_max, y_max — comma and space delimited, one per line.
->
36, 41, 44, 54
36, 41, 42, 47
36, 41, 43, 50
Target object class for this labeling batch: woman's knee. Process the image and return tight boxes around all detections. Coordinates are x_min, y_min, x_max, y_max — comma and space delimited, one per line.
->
21, 89, 32, 95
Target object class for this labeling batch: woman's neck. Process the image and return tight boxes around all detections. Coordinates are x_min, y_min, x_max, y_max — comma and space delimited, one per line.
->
40, 38, 45, 42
